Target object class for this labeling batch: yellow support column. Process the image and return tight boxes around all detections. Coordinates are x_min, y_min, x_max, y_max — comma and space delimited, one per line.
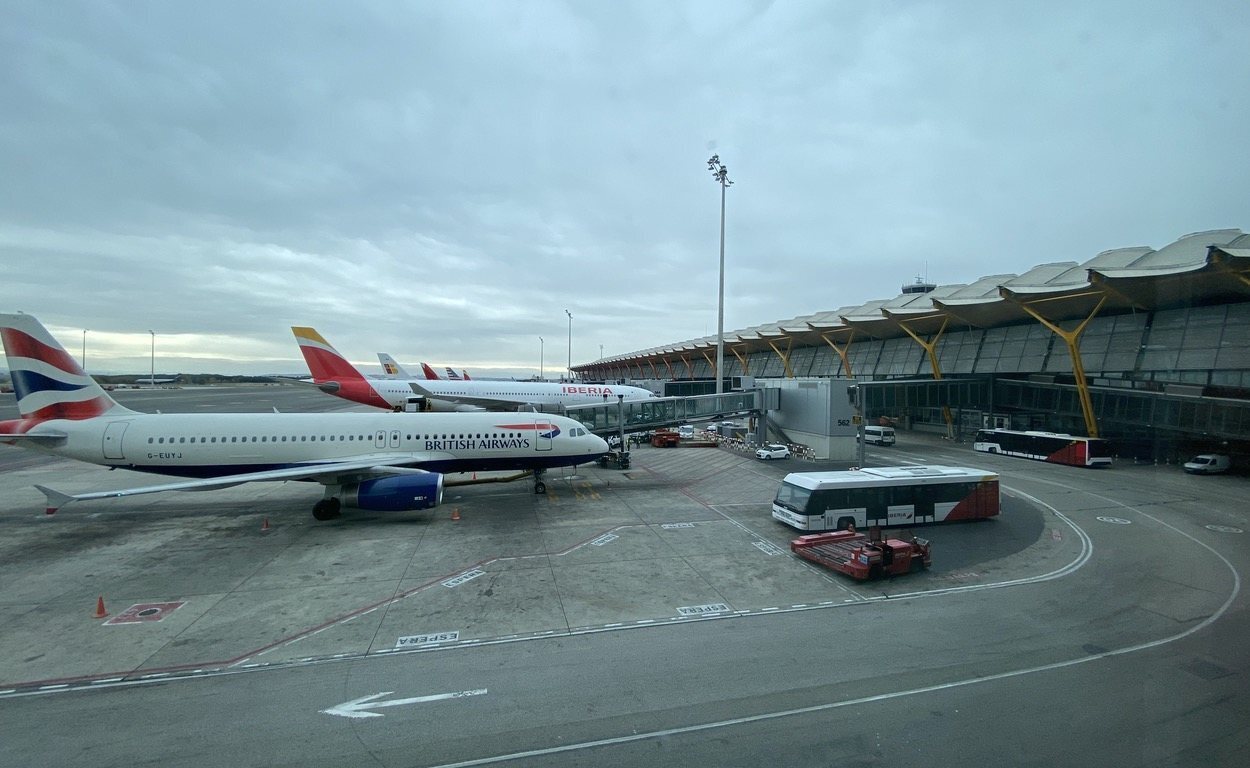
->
896, 317, 953, 436
819, 330, 855, 378
766, 337, 794, 378
1007, 294, 1107, 438
732, 345, 751, 377
681, 354, 694, 379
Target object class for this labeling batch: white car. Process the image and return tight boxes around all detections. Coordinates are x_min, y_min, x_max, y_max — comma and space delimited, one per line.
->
755, 444, 791, 460
1183, 454, 1230, 474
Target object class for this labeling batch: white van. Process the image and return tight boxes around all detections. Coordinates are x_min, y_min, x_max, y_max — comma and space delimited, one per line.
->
862, 425, 896, 446
1183, 454, 1230, 474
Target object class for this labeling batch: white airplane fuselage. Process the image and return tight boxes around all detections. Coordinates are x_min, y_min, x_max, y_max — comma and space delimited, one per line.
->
19, 411, 606, 477
364, 378, 656, 412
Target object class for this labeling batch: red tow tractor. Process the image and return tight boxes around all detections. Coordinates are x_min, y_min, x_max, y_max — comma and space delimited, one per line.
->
790, 529, 931, 581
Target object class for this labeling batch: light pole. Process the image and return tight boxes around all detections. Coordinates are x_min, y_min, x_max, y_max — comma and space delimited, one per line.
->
564, 309, 573, 382
148, 330, 155, 388
81, 329, 88, 369
707, 154, 732, 394
539, 336, 544, 380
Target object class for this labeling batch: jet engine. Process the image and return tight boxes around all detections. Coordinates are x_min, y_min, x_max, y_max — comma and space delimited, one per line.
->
341, 473, 444, 511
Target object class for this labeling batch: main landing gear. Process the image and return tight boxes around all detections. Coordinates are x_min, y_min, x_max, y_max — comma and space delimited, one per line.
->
313, 497, 342, 521
533, 469, 547, 495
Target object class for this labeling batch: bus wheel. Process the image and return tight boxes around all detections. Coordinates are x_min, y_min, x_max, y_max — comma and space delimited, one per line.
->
836, 517, 855, 531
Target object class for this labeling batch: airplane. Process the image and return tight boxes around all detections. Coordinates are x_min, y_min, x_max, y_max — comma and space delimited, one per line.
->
0, 313, 609, 519
446, 367, 471, 381
419, 362, 441, 380
294, 326, 658, 412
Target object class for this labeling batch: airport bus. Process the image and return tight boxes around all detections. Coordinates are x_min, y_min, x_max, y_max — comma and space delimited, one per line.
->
972, 428, 1112, 468
771, 466, 1000, 532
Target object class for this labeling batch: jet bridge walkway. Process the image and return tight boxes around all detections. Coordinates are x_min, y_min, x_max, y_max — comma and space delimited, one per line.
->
563, 391, 760, 437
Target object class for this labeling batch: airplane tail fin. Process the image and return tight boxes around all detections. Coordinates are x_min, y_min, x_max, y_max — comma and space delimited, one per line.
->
445, 367, 461, 380
462, 370, 471, 380
420, 362, 442, 380
0, 313, 134, 421
291, 327, 368, 382
377, 353, 411, 379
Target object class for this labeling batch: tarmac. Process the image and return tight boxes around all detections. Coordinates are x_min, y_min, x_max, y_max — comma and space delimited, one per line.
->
0, 386, 1065, 691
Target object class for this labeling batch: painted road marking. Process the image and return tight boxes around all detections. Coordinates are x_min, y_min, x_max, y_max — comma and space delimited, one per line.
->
1205, 525, 1244, 533
104, 601, 186, 626
591, 533, 619, 546
1097, 516, 1132, 525
753, 540, 784, 556
442, 570, 486, 588
322, 688, 488, 719
396, 631, 460, 648
676, 603, 730, 617
661, 522, 696, 529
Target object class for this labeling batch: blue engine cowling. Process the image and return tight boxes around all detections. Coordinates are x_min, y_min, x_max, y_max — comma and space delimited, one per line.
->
343, 473, 444, 511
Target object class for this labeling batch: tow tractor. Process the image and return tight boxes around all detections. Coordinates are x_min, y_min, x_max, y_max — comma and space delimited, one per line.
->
790, 529, 930, 581
598, 450, 631, 469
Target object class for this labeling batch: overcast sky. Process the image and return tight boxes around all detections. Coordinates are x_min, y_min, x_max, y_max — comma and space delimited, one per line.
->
2, 1, 1247, 377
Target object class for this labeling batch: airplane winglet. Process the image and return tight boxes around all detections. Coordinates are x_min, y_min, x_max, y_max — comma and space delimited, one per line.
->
35, 485, 76, 515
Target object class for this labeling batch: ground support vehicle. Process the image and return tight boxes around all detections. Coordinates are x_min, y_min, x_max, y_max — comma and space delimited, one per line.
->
651, 429, 681, 448
973, 428, 1112, 467
598, 450, 631, 469
1183, 454, 1231, 474
772, 466, 999, 532
790, 530, 931, 580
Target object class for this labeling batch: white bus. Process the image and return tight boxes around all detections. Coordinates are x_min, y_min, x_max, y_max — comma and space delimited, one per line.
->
972, 429, 1112, 468
771, 465, 1000, 532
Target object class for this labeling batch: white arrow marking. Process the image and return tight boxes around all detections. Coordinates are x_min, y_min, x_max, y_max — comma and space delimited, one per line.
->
322, 688, 488, 719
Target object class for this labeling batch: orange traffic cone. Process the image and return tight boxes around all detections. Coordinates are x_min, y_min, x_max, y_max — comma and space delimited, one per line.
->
451, 508, 461, 521
261, 518, 271, 532
93, 596, 109, 619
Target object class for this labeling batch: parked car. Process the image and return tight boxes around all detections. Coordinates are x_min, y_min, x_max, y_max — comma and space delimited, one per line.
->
677, 425, 695, 439
755, 443, 791, 460
1183, 454, 1230, 474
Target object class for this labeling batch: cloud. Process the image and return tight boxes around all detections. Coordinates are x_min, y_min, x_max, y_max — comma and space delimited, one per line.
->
1, 0, 1248, 375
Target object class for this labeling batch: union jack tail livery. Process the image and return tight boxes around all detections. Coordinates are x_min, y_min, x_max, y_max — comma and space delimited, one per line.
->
1, 313, 134, 425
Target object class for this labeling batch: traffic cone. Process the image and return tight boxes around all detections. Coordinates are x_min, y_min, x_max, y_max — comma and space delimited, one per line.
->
261, 518, 271, 532
93, 596, 109, 619
472, 472, 477, 480
451, 507, 461, 521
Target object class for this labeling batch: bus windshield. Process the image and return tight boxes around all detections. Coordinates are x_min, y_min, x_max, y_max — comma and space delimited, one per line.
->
773, 482, 812, 514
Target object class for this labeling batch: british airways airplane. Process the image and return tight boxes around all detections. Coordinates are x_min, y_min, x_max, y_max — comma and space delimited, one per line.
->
294, 326, 657, 412
0, 313, 608, 520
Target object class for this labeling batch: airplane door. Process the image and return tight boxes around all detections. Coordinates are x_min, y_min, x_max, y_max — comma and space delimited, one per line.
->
534, 418, 554, 452
103, 421, 128, 460
374, 430, 386, 449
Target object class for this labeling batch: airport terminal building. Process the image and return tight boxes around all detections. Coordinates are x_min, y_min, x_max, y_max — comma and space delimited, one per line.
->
575, 229, 1250, 464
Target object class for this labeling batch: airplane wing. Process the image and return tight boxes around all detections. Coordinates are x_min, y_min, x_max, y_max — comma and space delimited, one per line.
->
35, 453, 455, 513
406, 381, 513, 412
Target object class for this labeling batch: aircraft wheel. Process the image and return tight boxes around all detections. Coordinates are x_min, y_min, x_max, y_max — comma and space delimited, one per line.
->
534, 481, 547, 495
313, 498, 342, 521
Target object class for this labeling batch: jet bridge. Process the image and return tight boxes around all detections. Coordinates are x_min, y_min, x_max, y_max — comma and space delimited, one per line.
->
564, 392, 759, 436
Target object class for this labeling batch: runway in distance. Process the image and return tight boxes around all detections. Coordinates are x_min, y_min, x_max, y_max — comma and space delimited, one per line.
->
294, 326, 658, 412
0, 313, 609, 519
